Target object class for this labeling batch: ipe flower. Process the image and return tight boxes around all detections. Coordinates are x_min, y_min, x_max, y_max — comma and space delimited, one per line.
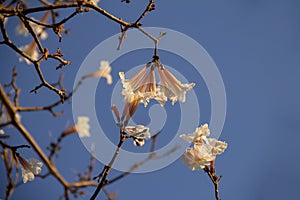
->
118, 58, 195, 123
82, 60, 113, 85
18, 42, 39, 65
180, 124, 228, 171
17, 156, 43, 183
62, 116, 91, 138
124, 125, 151, 146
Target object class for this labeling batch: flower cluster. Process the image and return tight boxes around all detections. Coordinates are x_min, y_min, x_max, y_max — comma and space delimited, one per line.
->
120, 60, 195, 107
180, 124, 227, 170
119, 59, 195, 125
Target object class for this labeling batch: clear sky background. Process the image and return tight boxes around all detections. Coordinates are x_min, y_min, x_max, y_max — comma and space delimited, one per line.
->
1, 0, 300, 199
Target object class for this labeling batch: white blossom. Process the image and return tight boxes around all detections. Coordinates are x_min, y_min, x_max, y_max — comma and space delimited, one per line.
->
180, 123, 210, 144
82, 61, 112, 84
180, 124, 228, 171
76, 116, 91, 138
181, 144, 215, 171
119, 61, 194, 107
18, 157, 43, 183
16, 18, 48, 40
0, 129, 4, 134
19, 44, 39, 65
124, 125, 151, 146
157, 66, 195, 105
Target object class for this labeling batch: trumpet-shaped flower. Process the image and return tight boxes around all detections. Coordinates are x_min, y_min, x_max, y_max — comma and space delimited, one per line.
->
119, 60, 195, 108
61, 116, 90, 137
157, 65, 195, 105
82, 61, 112, 84
17, 156, 43, 183
180, 124, 227, 170
76, 116, 91, 138
19, 43, 39, 64
124, 125, 151, 146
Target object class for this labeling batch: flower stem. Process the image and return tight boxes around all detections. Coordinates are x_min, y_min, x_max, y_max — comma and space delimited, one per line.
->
204, 166, 222, 200
90, 130, 127, 200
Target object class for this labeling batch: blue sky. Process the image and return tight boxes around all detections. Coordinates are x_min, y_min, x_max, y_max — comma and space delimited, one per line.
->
1, 0, 300, 199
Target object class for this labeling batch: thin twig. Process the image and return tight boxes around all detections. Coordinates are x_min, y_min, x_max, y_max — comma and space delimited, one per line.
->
0, 85, 69, 188
90, 131, 127, 200
0, 2, 135, 27
204, 165, 222, 200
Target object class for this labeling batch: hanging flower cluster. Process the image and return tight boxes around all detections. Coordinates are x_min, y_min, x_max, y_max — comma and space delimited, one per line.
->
119, 59, 195, 107
118, 59, 195, 127
112, 58, 195, 147
180, 124, 227, 170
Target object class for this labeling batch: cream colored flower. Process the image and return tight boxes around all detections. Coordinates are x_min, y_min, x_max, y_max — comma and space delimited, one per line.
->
16, 18, 48, 40
119, 60, 194, 107
0, 129, 4, 134
180, 124, 228, 171
18, 157, 43, 183
124, 125, 151, 146
19, 43, 39, 65
157, 65, 195, 105
76, 116, 91, 138
181, 144, 215, 171
82, 61, 112, 84
180, 124, 210, 144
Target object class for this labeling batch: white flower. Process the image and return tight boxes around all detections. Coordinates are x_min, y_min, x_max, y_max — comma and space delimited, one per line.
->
19, 43, 39, 65
181, 144, 215, 171
0, 129, 4, 134
180, 124, 228, 171
16, 18, 48, 40
206, 138, 228, 155
119, 60, 195, 107
76, 116, 91, 138
18, 157, 43, 183
180, 123, 210, 144
157, 66, 195, 105
82, 61, 112, 84
124, 125, 151, 146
